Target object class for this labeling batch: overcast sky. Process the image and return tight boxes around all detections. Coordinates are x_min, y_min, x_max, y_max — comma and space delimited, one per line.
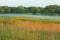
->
0, 0, 60, 7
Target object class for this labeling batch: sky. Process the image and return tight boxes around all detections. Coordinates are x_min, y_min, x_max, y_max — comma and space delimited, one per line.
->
0, 0, 60, 7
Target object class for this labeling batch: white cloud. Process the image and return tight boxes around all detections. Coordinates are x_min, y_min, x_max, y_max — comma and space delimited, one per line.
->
0, 0, 60, 7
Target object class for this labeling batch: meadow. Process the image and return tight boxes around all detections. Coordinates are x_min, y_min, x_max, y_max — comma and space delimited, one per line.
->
0, 16, 60, 40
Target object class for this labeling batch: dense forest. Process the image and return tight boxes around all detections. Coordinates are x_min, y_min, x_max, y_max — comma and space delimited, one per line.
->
0, 4, 60, 15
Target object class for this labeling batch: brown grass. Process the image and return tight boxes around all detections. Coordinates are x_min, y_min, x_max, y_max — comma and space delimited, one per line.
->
16, 21, 60, 31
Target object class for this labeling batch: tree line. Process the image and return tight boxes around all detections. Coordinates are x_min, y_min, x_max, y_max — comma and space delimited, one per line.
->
0, 4, 60, 15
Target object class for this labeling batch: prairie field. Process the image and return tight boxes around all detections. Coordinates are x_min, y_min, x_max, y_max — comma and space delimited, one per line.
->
0, 16, 60, 40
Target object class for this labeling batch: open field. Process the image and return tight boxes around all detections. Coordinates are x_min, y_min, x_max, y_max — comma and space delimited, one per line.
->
0, 16, 60, 40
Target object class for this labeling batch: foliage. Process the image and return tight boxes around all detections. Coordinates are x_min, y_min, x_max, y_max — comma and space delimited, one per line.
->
0, 4, 60, 15
0, 17, 60, 40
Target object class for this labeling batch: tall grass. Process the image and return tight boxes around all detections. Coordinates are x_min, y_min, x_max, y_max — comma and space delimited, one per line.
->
0, 16, 60, 40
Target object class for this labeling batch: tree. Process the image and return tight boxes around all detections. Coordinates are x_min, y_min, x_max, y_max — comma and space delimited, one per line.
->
44, 4, 59, 15
17, 6, 25, 13
0, 6, 5, 13
3, 6, 11, 13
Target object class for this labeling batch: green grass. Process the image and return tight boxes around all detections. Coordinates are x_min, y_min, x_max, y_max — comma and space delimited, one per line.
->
0, 16, 60, 23
0, 16, 60, 40
0, 24, 60, 40
0, 16, 60, 24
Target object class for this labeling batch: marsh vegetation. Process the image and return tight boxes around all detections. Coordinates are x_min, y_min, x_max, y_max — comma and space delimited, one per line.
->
0, 17, 60, 40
